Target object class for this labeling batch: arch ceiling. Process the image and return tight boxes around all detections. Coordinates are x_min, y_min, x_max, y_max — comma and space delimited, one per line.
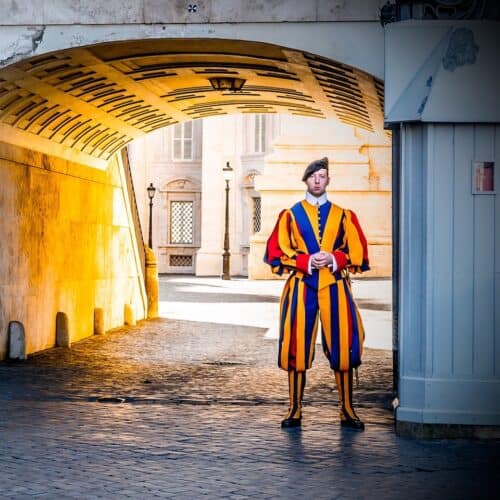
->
0, 39, 385, 168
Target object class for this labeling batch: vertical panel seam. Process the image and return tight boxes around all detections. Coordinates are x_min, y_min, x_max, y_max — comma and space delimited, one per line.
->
426, 123, 434, 379
451, 124, 455, 375
491, 125, 499, 375
472, 124, 476, 375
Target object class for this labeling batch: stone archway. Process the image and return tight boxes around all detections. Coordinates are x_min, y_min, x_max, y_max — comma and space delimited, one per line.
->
0, 37, 391, 370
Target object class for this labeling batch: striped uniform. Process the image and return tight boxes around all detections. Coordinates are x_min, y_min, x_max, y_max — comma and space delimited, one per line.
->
264, 200, 369, 373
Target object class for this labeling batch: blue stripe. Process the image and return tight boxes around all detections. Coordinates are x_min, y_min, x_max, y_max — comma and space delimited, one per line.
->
318, 202, 331, 241
291, 202, 320, 289
329, 283, 340, 370
291, 202, 320, 254
343, 280, 362, 368
304, 285, 318, 365
278, 281, 291, 367
334, 212, 345, 249
279, 283, 290, 343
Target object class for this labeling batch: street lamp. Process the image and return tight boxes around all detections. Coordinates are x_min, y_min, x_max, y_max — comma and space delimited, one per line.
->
147, 182, 156, 249
222, 161, 234, 280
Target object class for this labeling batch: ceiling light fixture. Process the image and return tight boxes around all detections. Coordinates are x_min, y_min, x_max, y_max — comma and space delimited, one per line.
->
208, 77, 246, 92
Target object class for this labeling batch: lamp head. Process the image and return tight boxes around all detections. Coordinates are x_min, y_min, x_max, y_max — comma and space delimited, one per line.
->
222, 161, 234, 182
209, 77, 246, 92
147, 182, 156, 200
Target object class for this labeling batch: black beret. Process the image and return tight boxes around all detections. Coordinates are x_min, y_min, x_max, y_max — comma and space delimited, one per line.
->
302, 157, 329, 181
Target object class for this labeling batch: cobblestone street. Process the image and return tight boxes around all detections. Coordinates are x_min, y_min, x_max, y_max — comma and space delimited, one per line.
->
0, 277, 498, 499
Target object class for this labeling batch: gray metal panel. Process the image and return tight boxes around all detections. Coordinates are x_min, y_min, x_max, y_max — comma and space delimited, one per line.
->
430, 125, 454, 377
453, 125, 475, 376
495, 126, 500, 377
473, 126, 496, 377
398, 123, 500, 424
400, 123, 426, 378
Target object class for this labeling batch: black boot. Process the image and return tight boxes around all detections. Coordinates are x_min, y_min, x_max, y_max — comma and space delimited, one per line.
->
335, 369, 365, 431
281, 370, 306, 428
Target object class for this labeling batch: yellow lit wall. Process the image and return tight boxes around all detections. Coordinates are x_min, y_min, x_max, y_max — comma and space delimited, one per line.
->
0, 142, 146, 360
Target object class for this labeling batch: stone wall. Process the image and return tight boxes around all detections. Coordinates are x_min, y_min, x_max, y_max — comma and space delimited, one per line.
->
0, 1, 387, 24
0, 142, 147, 360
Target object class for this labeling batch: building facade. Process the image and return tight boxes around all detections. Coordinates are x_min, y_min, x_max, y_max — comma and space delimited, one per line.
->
128, 114, 392, 278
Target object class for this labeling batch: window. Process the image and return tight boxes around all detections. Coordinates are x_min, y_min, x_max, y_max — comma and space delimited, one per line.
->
169, 255, 193, 267
254, 114, 266, 153
252, 197, 261, 233
170, 201, 194, 244
172, 121, 193, 160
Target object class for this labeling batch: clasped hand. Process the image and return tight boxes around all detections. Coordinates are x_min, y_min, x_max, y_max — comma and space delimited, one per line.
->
310, 251, 333, 269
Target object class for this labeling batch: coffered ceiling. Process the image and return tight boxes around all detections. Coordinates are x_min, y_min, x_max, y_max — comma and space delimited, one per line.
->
0, 39, 385, 168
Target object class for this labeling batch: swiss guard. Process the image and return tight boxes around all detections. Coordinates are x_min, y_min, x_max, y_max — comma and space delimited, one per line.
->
264, 157, 370, 430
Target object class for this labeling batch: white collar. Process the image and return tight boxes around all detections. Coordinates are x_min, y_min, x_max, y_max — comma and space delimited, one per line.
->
305, 192, 328, 206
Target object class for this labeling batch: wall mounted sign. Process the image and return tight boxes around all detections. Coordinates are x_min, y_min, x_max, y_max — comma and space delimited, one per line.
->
472, 161, 495, 194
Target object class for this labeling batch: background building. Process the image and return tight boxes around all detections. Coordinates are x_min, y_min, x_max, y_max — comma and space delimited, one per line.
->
128, 114, 392, 277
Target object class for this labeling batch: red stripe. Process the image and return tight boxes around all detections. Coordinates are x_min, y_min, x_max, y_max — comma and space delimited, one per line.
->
350, 211, 369, 262
296, 254, 310, 273
333, 250, 348, 271
265, 210, 286, 262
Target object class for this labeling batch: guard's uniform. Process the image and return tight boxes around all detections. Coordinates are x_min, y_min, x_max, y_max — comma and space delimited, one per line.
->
265, 199, 369, 372
264, 194, 369, 427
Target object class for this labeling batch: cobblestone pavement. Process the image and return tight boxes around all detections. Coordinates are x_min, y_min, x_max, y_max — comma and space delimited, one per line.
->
0, 277, 498, 499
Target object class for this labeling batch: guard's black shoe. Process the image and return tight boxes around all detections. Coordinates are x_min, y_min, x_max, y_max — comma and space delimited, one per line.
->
340, 417, 365, 431
281, 416, 302, 428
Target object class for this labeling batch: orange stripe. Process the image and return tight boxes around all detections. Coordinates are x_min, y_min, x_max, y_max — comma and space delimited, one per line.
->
345, 210, 363, 266
295, 280, 306, 371
318, 286, 332, 356
318, 204, 343, 290
354, 306, 365, 358
289, 370, 295, 408
280, 278, 294, 370
307, 314, 319, 367
301, 200, 320, 241
338, 285, 349, 371
279, 277, 291, 311
343, 371, 355, 417
321, 203, 343, 251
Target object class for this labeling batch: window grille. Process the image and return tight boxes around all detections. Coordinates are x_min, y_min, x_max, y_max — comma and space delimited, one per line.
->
170, 201, 194, 244
253, 197, 262, 233
170, 255, 193, 267
172, 121, 194, 160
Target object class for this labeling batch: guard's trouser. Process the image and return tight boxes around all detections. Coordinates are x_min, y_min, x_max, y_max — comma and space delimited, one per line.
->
278, 275, 364, 373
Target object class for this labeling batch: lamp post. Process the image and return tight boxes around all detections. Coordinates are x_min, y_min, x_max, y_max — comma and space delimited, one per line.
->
147, 182, 156, 249
222, 161, 233, 280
